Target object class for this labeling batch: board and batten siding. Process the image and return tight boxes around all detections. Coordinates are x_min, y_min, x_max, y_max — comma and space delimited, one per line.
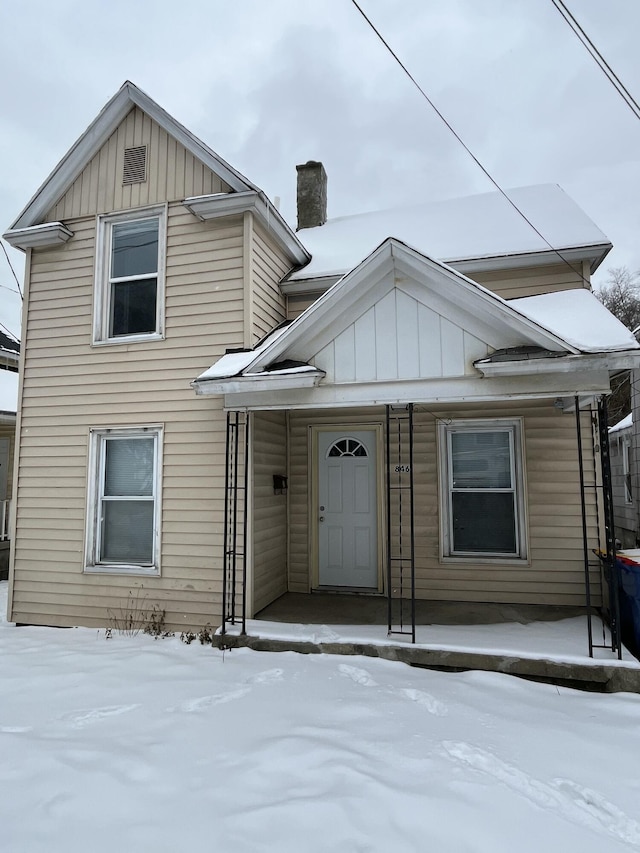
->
46, 107, 231, 221
10, 205, 246, 631
251, 411, 288, 614
288, 401, 600, 606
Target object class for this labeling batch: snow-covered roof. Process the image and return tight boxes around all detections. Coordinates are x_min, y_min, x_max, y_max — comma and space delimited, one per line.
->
0, 369, 18, 414
291, 184, 611, 282
196, 324, 291, 381
508, 289, 639, 354
610, 413, 633, 434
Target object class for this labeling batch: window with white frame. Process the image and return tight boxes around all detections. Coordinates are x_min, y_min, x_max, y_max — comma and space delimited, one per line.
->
85, 427, 162, 574
94, 206, 166, 343
439, 419, 527, 559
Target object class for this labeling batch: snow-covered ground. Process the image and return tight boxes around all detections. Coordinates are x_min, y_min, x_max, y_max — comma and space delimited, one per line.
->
1, 581, 639, 853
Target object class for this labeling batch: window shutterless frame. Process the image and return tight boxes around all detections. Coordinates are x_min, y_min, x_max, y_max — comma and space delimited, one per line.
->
93, 205, 167, 344
84, 426, 163, 575
438, 418, 527, 561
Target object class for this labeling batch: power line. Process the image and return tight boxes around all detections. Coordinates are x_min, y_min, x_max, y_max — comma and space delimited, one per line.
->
0, 240, 23, 300
550, 0, 640, 123
349, 0, 593, 287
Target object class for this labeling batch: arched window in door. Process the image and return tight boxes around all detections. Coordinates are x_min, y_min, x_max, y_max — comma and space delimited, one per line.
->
327, 438, 368, 458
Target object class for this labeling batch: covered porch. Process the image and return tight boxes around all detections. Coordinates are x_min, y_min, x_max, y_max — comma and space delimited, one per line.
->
192, 240, 640, 668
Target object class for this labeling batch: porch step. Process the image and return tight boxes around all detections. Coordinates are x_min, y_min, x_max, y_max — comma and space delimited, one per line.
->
214, 632, 640, 694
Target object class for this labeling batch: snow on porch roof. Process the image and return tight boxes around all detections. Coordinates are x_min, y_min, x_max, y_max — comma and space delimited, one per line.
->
290, 184, 611, 282
508, 289, 639, 354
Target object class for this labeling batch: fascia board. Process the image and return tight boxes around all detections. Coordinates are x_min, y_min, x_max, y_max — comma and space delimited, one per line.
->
392, 243, 579, 353
11, 81, 255, 230
3, 222, 73, 250
246, 244, 397, 373
477, 349, 640, 377
286, 243, 613, 285
184, 192, 310, 266
280, 275, 341, 296
193, 369, 324, 396
218, 369, 612, 412
449, 243, 612, 275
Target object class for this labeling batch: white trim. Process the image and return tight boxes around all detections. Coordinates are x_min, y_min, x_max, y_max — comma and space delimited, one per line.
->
93, 204, 166, 345
476, 350, 640, 377
84, 425, 163, 576
194, 368, 325, 396
184, 192, 310, 267
10, 81, 256, 232
2, 222, 74, 250
438, 418, 527, 561
217, 369, 613, 412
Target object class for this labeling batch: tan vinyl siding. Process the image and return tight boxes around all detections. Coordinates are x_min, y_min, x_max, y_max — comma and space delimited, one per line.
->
46, 107, 231, 221
470, 262, 588, 299
287, 293, 321, 320
11, 206, 245, 631
0, 421, 16, 499
252, 411, 287, 614
288, 401, 600, 606
251, 222, 289, 343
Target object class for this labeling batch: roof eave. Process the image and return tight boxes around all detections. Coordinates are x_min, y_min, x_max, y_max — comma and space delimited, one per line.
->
286, 242, 614, 291
476, 349, 640, 377
192, 368, 325, 396
3, 221, 74, 250
183, 191, 310, 266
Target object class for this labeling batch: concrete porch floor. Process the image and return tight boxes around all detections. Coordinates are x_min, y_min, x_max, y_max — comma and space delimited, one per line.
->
218, 592, 640, 694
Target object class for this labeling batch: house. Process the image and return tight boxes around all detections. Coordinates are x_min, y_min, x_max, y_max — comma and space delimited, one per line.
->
0, 331, 20, 579
4, 81, 640, 654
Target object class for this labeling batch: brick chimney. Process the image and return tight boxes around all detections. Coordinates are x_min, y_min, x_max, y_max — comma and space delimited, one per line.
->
296, 161, 327, 230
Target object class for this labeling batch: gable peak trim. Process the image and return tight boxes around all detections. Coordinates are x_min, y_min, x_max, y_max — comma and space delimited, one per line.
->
9, 81, 258, 231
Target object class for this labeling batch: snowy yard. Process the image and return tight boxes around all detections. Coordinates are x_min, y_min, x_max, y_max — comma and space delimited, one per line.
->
1, 582, 640, 853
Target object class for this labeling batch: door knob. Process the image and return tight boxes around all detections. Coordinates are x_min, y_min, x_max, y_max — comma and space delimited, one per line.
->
319, 516, 325, 522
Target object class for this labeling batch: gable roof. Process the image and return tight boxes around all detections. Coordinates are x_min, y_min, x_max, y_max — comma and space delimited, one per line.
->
9, 81, 258, 231
242, 239, 581, 375
289, 185, 612, 283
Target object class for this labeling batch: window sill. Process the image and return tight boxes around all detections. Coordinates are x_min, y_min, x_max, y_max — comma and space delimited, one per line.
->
440, 554, 529, 567
92, 333, 164, 347
84, 564, 160, 577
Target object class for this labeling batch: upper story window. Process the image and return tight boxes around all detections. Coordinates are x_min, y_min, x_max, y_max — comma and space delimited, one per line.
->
94, 205, 166, 344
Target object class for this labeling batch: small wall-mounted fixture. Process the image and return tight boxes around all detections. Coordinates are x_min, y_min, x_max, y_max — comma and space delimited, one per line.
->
273, 474, 288, 495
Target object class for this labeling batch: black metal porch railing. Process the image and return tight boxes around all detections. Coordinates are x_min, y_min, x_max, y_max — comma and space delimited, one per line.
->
386, 404, 416, 643
221, 410, 249, 637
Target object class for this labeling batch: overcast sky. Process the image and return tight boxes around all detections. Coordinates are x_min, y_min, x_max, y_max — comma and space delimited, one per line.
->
1, 0, 639, 340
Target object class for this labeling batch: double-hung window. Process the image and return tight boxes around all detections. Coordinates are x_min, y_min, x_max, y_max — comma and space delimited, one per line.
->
439, 419, 527, 560
85, 427, 162, 574
94, 206, 166, 343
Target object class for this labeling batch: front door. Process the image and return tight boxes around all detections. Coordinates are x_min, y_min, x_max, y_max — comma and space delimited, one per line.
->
317, 429, 378, 588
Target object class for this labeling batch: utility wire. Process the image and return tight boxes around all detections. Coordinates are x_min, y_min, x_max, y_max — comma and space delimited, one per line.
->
550, 0, 640, 123
349, 0, 596, 288
0, 240, 23, 300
